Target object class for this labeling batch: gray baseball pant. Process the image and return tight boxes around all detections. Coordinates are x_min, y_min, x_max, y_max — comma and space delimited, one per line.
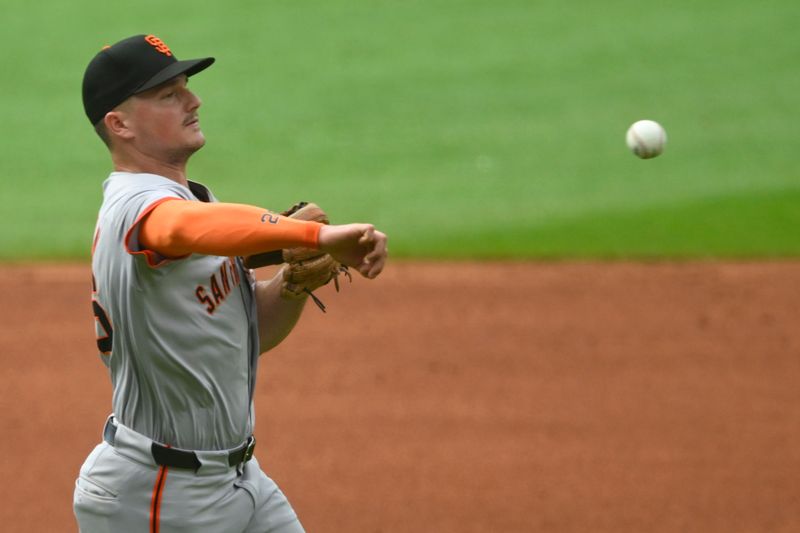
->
73, 417, 304, 533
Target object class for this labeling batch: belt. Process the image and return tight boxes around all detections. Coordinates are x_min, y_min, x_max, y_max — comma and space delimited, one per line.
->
104, 418, 256, 471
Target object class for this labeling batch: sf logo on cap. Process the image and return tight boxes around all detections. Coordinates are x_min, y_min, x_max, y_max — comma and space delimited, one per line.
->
145, 35, 172, 57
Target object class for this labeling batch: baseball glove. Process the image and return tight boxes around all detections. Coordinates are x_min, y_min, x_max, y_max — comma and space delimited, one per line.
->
244, 202, 350, 312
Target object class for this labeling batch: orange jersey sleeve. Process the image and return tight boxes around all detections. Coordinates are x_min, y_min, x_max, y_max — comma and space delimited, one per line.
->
138, 198, 321, 258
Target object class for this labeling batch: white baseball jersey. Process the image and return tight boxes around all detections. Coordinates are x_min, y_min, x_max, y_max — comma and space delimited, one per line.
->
91, 172, 260, 450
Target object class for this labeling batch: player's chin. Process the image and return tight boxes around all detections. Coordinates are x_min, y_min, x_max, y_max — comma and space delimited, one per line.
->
186, 130, 206, 151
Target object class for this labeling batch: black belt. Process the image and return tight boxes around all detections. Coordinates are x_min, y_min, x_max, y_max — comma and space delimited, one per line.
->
104, 418, 256, 471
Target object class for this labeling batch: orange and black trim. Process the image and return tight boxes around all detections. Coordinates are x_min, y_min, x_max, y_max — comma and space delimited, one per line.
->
150, 463, 169, 533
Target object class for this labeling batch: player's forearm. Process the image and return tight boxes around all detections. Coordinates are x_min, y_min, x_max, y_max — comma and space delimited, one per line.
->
255, 268, 307, 353
139, 199, 322, 257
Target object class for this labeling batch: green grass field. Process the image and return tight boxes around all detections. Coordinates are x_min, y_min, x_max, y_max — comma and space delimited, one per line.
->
1, 0, 798, 260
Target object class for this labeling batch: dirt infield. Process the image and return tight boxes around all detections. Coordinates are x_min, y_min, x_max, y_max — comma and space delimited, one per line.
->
1, 261, 798, 532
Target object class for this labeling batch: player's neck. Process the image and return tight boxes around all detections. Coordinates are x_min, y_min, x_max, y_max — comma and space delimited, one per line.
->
111, 150, 190, 187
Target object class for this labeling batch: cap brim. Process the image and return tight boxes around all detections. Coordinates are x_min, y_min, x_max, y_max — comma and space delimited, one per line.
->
134, 57, 215, 94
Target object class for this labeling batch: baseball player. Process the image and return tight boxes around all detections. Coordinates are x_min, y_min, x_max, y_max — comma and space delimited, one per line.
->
74, 34, 387, 533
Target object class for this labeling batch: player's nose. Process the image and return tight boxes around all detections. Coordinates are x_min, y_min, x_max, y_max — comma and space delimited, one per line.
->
185, 89, 202, 112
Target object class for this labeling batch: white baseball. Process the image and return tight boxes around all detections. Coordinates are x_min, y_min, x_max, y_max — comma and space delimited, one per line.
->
626, 120, 667, 159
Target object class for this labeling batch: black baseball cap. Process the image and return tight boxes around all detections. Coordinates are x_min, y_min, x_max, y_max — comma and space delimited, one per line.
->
82, 34, 214, 125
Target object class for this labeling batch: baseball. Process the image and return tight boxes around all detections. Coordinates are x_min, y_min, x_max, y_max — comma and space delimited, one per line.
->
626, 120, 667, 159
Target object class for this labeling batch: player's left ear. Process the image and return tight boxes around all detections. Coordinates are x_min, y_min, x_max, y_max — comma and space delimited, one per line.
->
104, 110, 135, 142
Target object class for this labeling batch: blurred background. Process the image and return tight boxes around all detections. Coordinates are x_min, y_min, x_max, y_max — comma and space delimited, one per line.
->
1, 0, 798, 260
1, 1, 799, 532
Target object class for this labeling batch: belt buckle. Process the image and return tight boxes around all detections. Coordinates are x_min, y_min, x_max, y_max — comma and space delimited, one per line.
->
242, 436, 256, 464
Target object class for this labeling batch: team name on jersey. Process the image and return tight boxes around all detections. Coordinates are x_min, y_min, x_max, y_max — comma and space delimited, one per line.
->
195, 257, 242, 314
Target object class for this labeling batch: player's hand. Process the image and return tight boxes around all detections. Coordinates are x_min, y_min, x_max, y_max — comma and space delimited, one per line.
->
318, 224, 388, 279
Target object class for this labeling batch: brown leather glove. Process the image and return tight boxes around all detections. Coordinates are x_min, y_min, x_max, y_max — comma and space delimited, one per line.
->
244, 202, 350, 311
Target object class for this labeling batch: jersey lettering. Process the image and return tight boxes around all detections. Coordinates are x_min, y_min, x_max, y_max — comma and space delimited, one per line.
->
91, 273, 113, 355
194, 258, 242, 315
210, 274, 224, 304
93, 300, 114, 354
196, 285, 216, 314
229, 257, 241, 285
220, 261, 231, 294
